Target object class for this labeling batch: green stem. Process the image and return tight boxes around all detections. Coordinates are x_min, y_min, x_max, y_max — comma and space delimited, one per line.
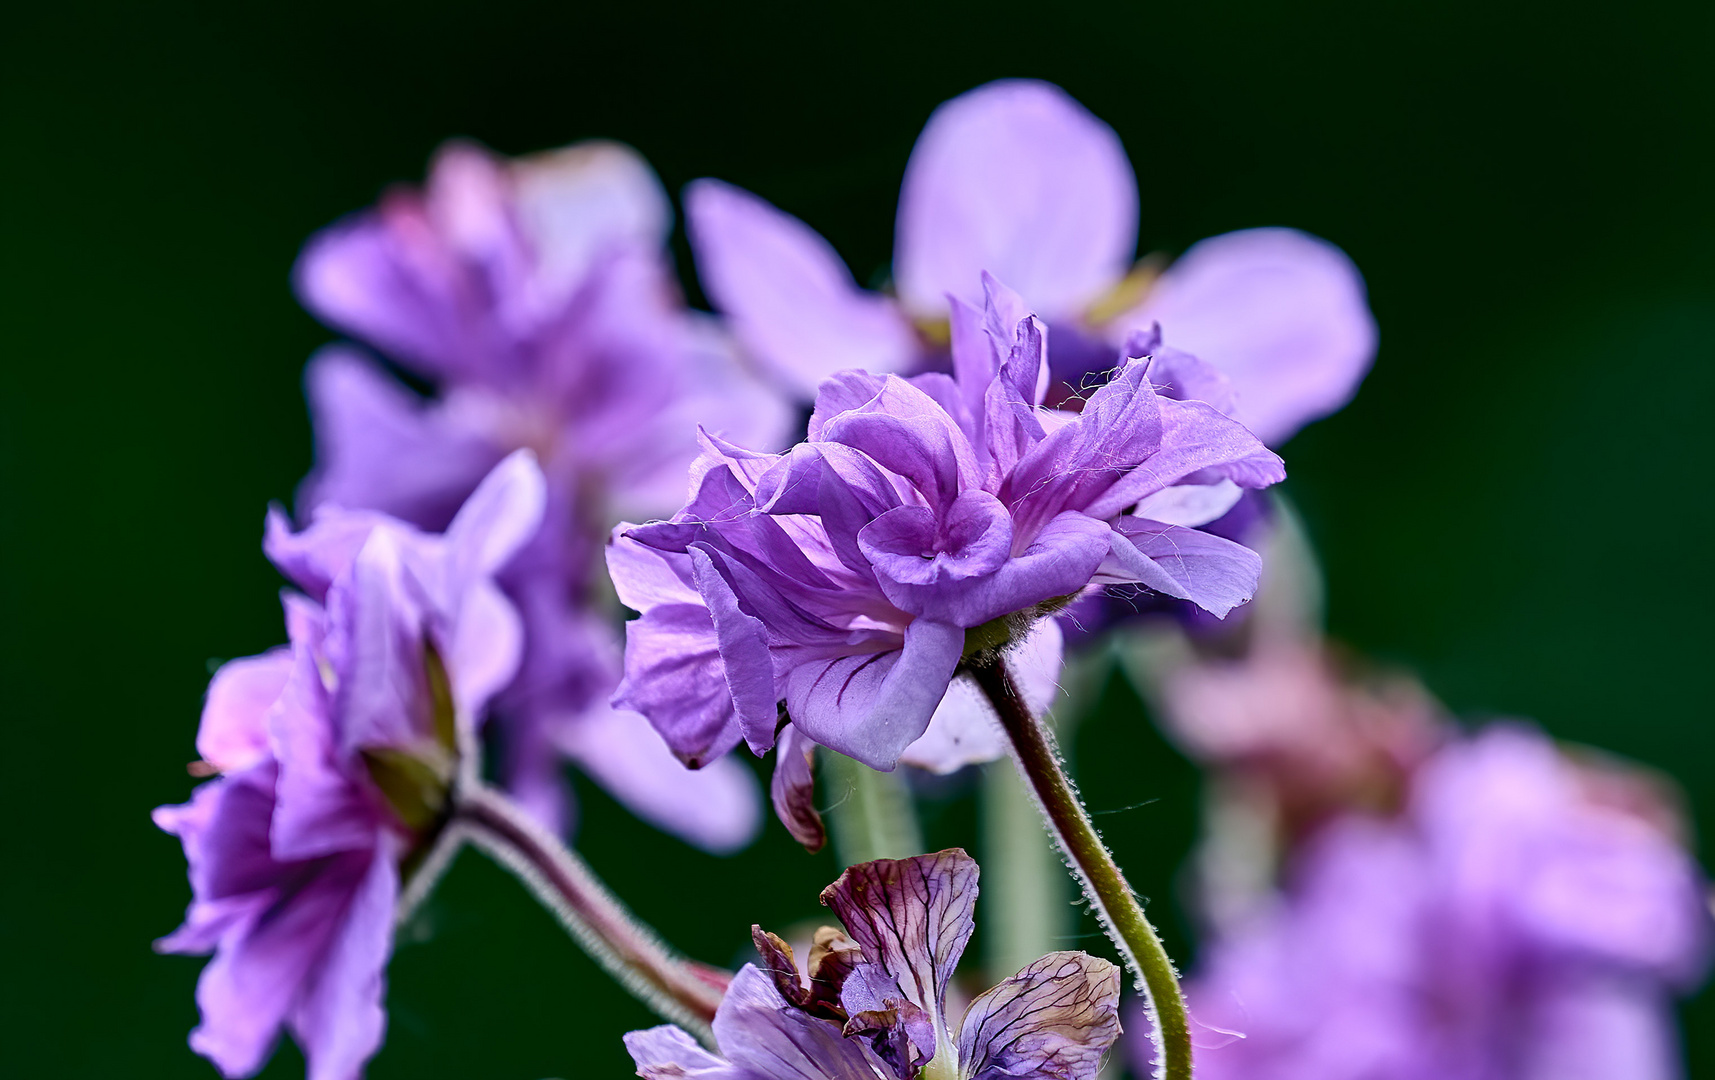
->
982, 754, 1071, 980
822, 749, 924, 867
453, 786, 729, 1043
970, 658, 1192, 1080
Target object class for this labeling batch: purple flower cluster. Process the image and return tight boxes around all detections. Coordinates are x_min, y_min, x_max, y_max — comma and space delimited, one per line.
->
608, 274, 1284, 842
293, 139, 791, 849
628, 850, 1123, 1080
154, 453, 544, 1080
1176, 726, 1713, 1080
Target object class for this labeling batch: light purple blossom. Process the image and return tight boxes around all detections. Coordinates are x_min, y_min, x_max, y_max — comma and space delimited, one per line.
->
608, 275, 1283, 841
1170, 725, 1712, 1080
687, 78, 1376, 447
154, 452, 545, 1080
626, 849, 1123, 1080
293, 139, 789, 850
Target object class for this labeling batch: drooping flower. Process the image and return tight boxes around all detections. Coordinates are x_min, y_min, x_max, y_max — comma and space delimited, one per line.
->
294, 139, 791, 849
153, 452, 545, 1080
1169, 725, 1712, 1080
626, 849, 1123, 1080
686, 79, 1376, 449
608, 274, 1284, 842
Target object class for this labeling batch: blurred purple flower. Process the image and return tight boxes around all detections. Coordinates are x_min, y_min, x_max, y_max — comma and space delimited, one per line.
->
293, 139, 789, 850
608, 274, 1283, 842
154, 453, 544, 1080
626, 849, 1123, 1080
1165, 725, 1712, 1080
686, 79, 1376, 448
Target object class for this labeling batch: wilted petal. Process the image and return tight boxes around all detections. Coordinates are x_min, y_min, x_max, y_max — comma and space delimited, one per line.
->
958, 951, 1122, 1080
895, 80, 1137, 321
714, 964, 889, 1080
1100, 518, 1264, 619
771, 723, 826, 852
687, 179, 918, 397
559, 702, 762, 855
1122, 227, 1377, 446
199, 649, 292, 774
785, 618, 964, 771
822, 849, 979, 1047
844, 999, 938, 1080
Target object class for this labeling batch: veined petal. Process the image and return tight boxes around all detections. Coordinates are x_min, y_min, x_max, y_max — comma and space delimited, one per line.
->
895, 80, 1138, 321
687, 179, 918, 397
714, 964, 888, 1080
1080, 397, 1284, 522
903, 619, 1062, 773
823, 849, 979, 1052
770, 723, 826, 852
688, 546, 781, 757
957, 952, 1122, 1080
785, 619, 963, 771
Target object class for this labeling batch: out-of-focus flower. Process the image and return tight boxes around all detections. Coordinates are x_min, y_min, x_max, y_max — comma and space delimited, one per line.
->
293, 139, 790, 850
154, 453, 545, 1080
1165, 725, 1712, 1080
626, 849, 1122, 1080
687, 79, 1376, 448
609, 275, 1283, 843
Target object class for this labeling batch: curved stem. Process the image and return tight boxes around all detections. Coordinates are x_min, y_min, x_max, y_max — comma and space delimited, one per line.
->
822, 748, 924, 868
454, 786, 728, 1043
970, 658, 1192, 1080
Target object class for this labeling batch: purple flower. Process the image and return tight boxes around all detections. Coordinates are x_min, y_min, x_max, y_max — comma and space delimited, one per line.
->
153, 452, 545, 1080
293, 139, 789, 850
607, 274, 1283, 842
626, 849, 1123, 1080
687, 79, 1376, 448
1170, 726, 1712, 1080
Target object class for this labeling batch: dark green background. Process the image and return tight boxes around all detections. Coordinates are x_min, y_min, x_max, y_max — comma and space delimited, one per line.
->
5, 1, 1712, 1075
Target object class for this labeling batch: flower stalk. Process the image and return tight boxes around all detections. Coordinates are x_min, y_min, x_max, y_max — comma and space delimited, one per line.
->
452, 786, 729, 1042
822, 748, 925, 867
970, 657, 1192, 1080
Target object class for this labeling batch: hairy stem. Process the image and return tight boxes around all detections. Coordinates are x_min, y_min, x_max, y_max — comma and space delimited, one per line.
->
970, 658, 1192, 1080
822, 749, 924, 867
454, 786, 728, 1042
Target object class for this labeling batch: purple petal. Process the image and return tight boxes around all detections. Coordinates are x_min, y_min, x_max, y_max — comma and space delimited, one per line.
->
895, 80, 1137, 321
686, 179, 918, 397
713, 964, 887, 1080
957, 951, 1122, 1080
689, 546, 784, 756
878, 511, 1112, 629
263, 504, 397, 605
297, 347, 504, 532
902, 618, 1062, 774
1099, 518, 1264, 619
198, 649, 292, 774
626, 1024, 751, 1080
612, 593, 745, 768
1123, 227, 1377, 446
770, 723, 826, 852
784, 618, 964, 771
818, 376, 983, 512
509, 140, 673, 301
859, 491, 1013, 588
287, 838, 398, 1080
1080, 397, 1285, 521
558, 702, 763, 855
822, 849, 979, 1046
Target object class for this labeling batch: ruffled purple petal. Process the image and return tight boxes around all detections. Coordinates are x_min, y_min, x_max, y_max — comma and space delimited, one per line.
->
198, 649, 293, 774
713, 964, 888, 1080
1081, 397, 1284, 521
287, 837, 398, 1080
1099, 517, 1264, 619
686, 179, 918, 397
895, 80, 1137, 321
